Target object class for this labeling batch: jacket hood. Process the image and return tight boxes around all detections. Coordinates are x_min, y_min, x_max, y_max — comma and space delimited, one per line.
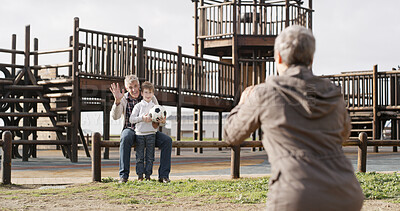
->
268, 65, 343, 119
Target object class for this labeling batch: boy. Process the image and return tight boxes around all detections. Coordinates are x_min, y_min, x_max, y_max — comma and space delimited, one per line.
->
129, 81, 157, 181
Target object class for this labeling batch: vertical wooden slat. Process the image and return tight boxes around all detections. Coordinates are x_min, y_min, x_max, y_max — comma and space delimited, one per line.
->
90, 32, 93, 74
352, 76, 355, 108
11, 34, 16, 77
106, 36, 111, 76
96, 33, 99, 74
101, 34, 105, 75
137, 27, 144, 82
194, 0, 198, 57
116, 36, 120, 77
120, 38, 125, 76
131, 39, 136, 75
252, 0, 257, 35
176, 46, 182, 156
85, 32, 88, 73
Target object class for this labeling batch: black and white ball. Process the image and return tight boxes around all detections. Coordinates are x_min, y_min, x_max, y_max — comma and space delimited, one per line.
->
149, 105, 167, 122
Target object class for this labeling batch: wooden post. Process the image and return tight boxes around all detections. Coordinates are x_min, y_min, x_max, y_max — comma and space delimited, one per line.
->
231, 145, 240, 179
193, 109, 199, 153
1, 131, 12, 184
258, 127, 263, 151
92, 132, 102, 182
218, 111, 222, 151
176, 46, 182, 156
251, 130, 256, 151
392, 119, 397, 152
252, 0, 257, 35
232, 0, 240, 105
194, 0, 199, 57
71, 17, 80, 162
32, 38, 38, 158
357, 132, 367, 173
199, 0, 204, 57
22, 25, 30, 162
199, 109, 203, 154
308, 0, 313, 30
103, 95, 110, 159
137, 27, 144, 81
372, 65, 379, 153
285, 0, 290, 27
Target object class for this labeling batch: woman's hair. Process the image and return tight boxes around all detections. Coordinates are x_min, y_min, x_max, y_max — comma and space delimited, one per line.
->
141, 81, 155, 92
274, 25, 315, 66
124, 74, 139, 86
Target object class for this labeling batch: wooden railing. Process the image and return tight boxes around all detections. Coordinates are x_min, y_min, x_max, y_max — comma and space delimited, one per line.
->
239, 57, 275, 91
198, 1, 313, 39
144, 46, 235, 99
77, 27, 144, 78
323, 67, 400, 109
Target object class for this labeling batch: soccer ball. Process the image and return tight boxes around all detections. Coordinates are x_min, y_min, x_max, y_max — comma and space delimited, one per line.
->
149, 105, 167, 122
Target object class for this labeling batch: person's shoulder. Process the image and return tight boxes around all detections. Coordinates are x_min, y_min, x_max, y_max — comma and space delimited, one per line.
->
249, 82, 275, 101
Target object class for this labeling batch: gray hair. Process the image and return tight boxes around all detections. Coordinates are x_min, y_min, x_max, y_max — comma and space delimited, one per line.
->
274, 25, 315, 66
124, 74, 139, 85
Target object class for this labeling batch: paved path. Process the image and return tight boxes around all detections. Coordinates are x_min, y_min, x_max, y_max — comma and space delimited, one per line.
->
2, 146, 400, 184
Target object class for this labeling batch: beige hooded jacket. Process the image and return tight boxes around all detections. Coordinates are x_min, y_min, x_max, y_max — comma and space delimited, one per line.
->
223, 65, 364, 211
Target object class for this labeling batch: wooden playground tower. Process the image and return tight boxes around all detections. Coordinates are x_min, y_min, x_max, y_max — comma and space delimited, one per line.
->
0, 0, 396, 162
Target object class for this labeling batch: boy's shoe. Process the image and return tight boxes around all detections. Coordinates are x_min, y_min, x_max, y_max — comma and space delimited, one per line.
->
145, 176, 151, 181
119, 178, 128, 183
138, 176, 144, 181
158, 178, 170, 183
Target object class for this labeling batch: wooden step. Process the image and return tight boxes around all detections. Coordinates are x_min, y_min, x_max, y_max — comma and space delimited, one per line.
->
38, 78, 73, 85
56, 122, 73, 127
4, 85, 43, 91
0, 98, 49, 103
47, 86, 73, 92
0, 112, 57, 117
351, 129, 373, 132
0, 78, 13, 85
50, 106, 73, 112
351, 121, 373, 124
43, 92, 73, 98
0, 126, 65, 131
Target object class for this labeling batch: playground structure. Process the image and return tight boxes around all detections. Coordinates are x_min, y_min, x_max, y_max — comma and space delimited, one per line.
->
0, 0, 398, 167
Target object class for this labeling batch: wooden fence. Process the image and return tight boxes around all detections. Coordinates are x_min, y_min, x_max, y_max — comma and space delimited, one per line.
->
2, 131, 400, 184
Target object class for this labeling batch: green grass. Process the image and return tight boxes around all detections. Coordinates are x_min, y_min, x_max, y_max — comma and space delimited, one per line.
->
99, 177, 270, 204
356, 172, 400, 200
1, 173, 399, 206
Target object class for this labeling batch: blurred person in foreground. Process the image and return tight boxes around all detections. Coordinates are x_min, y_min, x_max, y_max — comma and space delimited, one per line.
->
223, 25, 364, 211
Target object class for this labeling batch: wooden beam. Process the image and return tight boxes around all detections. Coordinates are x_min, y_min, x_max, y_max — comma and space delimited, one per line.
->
237, 35, 276, 46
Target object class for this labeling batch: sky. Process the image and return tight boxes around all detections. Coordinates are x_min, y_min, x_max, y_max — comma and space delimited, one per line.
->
1, 0, 399, 134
